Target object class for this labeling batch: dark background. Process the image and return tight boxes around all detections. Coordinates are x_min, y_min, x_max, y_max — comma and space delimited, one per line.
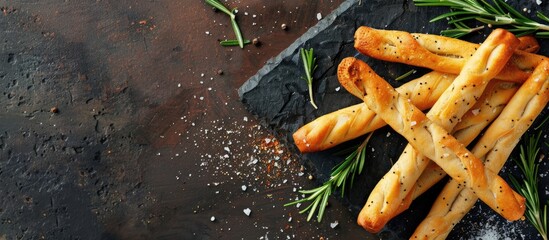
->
0, 0, 384, 239
1, 0, 547, 239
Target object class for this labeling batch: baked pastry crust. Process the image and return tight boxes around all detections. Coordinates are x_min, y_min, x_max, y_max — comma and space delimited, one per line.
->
354, 26, 547, 83
293, 71, 454, 153
412, 60, 549, 240
339, 29, 525, 233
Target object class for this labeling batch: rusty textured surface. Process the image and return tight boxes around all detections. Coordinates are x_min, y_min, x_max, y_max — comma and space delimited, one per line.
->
0, 0, 382, 239
1, 0, 548, 239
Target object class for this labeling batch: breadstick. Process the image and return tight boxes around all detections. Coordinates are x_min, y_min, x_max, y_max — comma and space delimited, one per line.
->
412, 60, 549, 240
339, 55, 526, 227
293, 71, 455, 153
517, 35, 540, 53
354, 26, 547, 82
293, 36, 538, 153
395, 81, 520, 214
341, 28, 521, 232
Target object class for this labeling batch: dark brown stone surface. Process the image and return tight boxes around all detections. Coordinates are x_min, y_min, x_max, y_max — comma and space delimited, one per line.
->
0, 1, 379, 239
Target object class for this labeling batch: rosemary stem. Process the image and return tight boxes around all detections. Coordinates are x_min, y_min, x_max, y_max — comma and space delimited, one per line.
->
230, 16, 245, 48
308, 84, 318, 109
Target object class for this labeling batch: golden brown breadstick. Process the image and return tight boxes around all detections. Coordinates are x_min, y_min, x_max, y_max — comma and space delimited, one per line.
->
354, 26, 547, 82
412, 60, 549, 240
293, 34, 539, 153
293, 35, 539, 153
339, 56, 526, 227
517, 35, 540, 53
341, 28, 521, 232
395, 81, 519, 214
293, 71, 455, 153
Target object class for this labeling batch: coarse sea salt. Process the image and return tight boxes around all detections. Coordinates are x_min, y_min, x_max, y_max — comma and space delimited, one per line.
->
471, 108, 480, 115
243, 208, 252, 216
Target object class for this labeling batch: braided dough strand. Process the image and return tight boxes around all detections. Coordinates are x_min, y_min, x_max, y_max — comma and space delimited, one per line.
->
293, 71, 454, 153
341, 57, 526, 227
412, 60, 549, 240
294, 34, 539, 153
354, 26, 547, 82
342, 28, 521, 232
395, 80, 520, 214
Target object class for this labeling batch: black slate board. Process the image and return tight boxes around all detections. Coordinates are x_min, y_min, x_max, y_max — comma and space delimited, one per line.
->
239, 0, 549, 239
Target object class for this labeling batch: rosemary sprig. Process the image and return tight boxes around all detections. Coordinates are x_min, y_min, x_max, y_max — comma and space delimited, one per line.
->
300, 48, 319, 109
395, 69, 417, 81
220, 39, 251, 47
285, 133, 373, 222
509, 132, 548, 240
414, 0, 549, 38
205, 0, 246, 48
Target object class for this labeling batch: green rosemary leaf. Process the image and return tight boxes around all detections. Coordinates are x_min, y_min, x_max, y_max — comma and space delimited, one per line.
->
300, 48, 319, 109
205, 0, 246, 48
395, 69, 417, 81
219, 39, 251, 46
284, 133, 373, 222
205, 0, 233, 16
414, 0, 549, 38
510, 131, 548, 240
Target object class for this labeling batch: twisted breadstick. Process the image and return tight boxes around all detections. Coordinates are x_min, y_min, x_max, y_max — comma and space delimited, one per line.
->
354, 26, 547, 82
341, 28, 521, 232
294, 35, 539, 153
293, 71, 455, 152
339, 56, 526, 229
412, 60, 549, 240
395, 81, 519, 214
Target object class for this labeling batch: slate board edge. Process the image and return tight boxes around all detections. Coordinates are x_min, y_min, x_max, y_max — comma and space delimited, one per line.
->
237, 0, 355, 98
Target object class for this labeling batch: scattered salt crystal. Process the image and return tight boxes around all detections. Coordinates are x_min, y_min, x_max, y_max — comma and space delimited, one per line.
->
241, 185, 247, 191
537, 0, 542, 5
316, 12, 322, 20
200, 73, 205, 77
335, 86, 340, 91
210, 216, 216, 222
243, 208, 252, 216
410, 121, 417, 126
265, 138, 272, 144
243, 116, 248, 122
386, 132, 391, 137
205, 31, 210, 35
177, 83, 181, 87
330, 221, 339, 229
471, 108, 480, 115
288, 217, 292, 222
224, 147, 231, 153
